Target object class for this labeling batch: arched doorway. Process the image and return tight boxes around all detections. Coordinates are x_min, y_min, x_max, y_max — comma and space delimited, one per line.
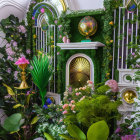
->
66, 53, 94, 88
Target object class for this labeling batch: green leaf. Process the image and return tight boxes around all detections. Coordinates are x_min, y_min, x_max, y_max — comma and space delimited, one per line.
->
87, 120, 109, 140
67, 124, 86, 140
3, 113, 22, 132
44, 132, 55, 140
59, 134, 75, 140
31, 116, 39, 125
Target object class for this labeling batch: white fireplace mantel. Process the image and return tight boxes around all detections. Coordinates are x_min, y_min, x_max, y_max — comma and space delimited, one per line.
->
57, 42, 105, 50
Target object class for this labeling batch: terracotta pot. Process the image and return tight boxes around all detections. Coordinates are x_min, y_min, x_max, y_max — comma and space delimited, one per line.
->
62, 36, 67, 43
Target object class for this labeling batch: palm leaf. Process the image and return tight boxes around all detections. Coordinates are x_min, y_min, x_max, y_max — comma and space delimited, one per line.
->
30, 54, 52, 106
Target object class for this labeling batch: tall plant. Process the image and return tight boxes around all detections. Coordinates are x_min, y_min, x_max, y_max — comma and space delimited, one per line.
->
30, 54, 52, 106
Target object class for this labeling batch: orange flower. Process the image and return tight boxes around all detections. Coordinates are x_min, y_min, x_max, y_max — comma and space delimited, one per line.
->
109, 21, 114, 25
110, 40, 113, 43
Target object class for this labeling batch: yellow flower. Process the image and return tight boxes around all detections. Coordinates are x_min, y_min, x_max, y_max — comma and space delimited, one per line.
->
109, 21, 114, 25
106, 73, 110, 76
11, 35, 14, 37
33, 34, 37, 39
106, 41, 110, 44
110, 40, 113, 43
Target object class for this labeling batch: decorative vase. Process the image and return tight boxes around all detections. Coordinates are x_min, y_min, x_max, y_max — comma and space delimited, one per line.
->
67, 38, 70, 43
15, 64, 29, 89
62, 36, 67, 43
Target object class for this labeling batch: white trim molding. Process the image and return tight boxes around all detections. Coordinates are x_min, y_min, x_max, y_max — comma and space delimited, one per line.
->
66, 53, 94, 88
0, 0, 27, 13
57, 42, 105, 50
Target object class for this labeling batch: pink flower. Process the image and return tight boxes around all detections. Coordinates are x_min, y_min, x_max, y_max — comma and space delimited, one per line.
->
79, 96, 85, 102
71, 105, 75, 111
57, 52, 60, 55
62, 104, 69, 109
54, 20, 58, 24
69, 103, 72, 107
60, 109, 63, 111
71, 100, 75, 104
82, 87, 86, 90
87, 80, 93, 84
62, 110, 68, 114
132, 52, 135, 56
76, 92, 80, 96
6, 47, 15, 56
59, 35, 62, 38
105, 80, 118, 92
40, 8, 45, 13
13, 41, 17, 47
32, 17, 35, 20
58, 25, 62, 28
15, 57, 30, 65
6, 43, 10, 48
18, 25, 26, 33
59, 119, 63, 122
7, 56, 14, 61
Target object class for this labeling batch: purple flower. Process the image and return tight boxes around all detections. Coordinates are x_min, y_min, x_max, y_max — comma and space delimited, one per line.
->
132, 52, 135, 56
115, 127, 121, 133
7, 56, 14, 61
7, 68, 11, 73
136, 64, 140, 68
57, 52, 60, 55
32, 17, 35, 20
13, 41, 17, 47
6, 47, 15, 56
6, 43, 11, 48
14, 71, 18, 80
26, 91, 30, 95
26, 49, 31, 54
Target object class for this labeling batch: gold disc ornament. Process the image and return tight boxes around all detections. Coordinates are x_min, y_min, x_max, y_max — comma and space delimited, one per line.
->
123, 90, 137, 104
78, 16, 97, 39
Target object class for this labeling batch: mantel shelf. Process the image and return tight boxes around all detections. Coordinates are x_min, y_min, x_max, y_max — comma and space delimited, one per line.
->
57, 42, 105, 50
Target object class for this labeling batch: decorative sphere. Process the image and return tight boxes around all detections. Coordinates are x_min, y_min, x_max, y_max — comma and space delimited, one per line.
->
78, 16, 97, 37
123, 90, 137, 104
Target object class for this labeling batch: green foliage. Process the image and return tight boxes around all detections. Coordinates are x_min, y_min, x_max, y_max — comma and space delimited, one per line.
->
67, 124, 86, 140
96, 85, 110, 94
64, 95, 121, 128
3, 113, 23, 132
0, 15, 31, 104
44, 132, 55, 140
126, 75, 132, 81
30, 54, 52, 106
60, 121, 109, 140
87, 120, 109, 140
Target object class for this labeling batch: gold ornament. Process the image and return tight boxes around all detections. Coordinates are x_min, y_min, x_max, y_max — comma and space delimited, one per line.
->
78, 16, 97, 39
123, 90, 137, 104
15, 64, 29, 89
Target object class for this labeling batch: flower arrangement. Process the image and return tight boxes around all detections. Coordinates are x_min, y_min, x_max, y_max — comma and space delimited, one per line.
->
105, 79, 118, 92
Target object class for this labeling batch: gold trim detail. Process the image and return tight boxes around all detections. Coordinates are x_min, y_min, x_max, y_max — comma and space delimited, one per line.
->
59, 0, 66, 12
